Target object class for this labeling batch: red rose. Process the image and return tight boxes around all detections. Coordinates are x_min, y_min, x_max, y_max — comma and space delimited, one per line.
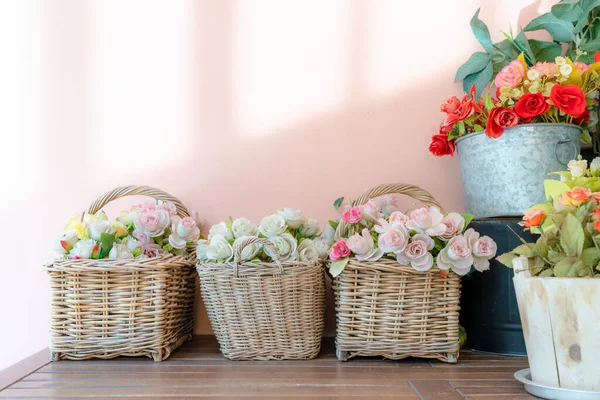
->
485, 107, 519, 138
574, 108, 591, 125
429, 134, 456, 157
514, 93, 551, 119
595, 52, 600, 63
440, 96, 460, 114
550, 84, 587, 117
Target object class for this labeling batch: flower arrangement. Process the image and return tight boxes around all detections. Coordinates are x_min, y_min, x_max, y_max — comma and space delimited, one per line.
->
429, 54, 600, 157
498, 158, 600, 277
53, 200, 202, 259
327, 195, 498, 277
196, 208, 330, 263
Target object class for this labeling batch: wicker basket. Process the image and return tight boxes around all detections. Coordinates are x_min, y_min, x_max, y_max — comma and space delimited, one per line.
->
45, 186, 197, 362
197, 237, 326, 360
332, 183, 461, 363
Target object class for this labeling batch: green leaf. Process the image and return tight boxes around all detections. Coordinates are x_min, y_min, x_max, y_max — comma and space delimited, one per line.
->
574, 0, 600, 33
484, 95, 494, 111
582, 247, 600, 266
554, 257, 584, 277
470, 8, 494, 53
473, 124, 484, 132
513, 243, 536, 257
560, 213, 585, 257
328, 220, 339, 231
524, 12, 575, 43
580, 37, 600, 51
539, 269, 554, 277
497, 252, 518, 268
333, 197, 344, 209
461, 213, 474, 229
529, 40, 563, 62
454, 52, 491, 82
100, 233, 116, 258
457, 121, 466, 134
463, 61, 493, 99
536, 236, 549, 258
544, 179, 572, 201
513, 31, 536, 65
329, 257, 349, 278
552, 0, 584, 21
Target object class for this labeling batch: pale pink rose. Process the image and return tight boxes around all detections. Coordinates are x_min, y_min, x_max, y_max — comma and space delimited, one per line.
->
529, 62, 558, 78
436, 235, 473, 276
495, 60, 525, 88
133, 230, 151, 245
329, 240, 351, 261
176, 217, 201, 242
389, 211, 409, 224
346, 228, 383, 262
464, 228, 497, 272
342, 206, 362, 224
141, 200, 158, 212
372, 194, 400, 218
406, 207, 446, 236
360, 200, 382, 222
439, 212, 466, 241
573, 61, 591, 72
144, 244, 164, 258
397, 238, 434, 272
168, 234, 187, 250
377, 221, 409, 254
190, 209, 204, 228
160, 201, 178, 216
134, 209, 170, 237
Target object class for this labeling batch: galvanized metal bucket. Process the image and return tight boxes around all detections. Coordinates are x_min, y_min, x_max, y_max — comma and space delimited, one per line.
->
456, 123, 581, 218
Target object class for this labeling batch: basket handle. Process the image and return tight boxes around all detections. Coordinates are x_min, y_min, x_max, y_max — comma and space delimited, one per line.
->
85, 185, 190, 220
233, 237, 284, 276
336, 183, 443, 239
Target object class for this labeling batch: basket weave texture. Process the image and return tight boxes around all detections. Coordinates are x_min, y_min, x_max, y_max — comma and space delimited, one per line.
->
332, 183, 461, 363
197, 237, 326, 360
45, 186, 196, 362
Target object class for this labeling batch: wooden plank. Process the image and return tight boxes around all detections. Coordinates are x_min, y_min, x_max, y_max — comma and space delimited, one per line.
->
410, 380, 463, 399
0, 348, 50, 391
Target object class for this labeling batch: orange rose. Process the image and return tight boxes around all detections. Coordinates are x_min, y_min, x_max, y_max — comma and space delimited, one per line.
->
519, 209, 546, 228
559, 188, 592, 206
591, 193, 600, 203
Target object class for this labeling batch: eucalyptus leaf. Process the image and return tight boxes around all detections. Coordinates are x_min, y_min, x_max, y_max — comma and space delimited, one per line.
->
580, 36, 600, 51
552, 0, 584, 21
470, 8, 494, 53
529, 40, 563, 62
513, 31, 536, 65
463, 61, 493, 99
329, 257, 349, 278
455, 52, 491, 82
333, 197, 344, 209
574, 0, 600, 33
524, 12, 575, 42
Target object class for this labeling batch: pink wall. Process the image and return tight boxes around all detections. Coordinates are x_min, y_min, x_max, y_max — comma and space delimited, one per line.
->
0, 0, 554, 370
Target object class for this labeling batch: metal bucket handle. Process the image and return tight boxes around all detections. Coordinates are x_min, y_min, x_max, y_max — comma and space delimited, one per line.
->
554, 136, 579, 166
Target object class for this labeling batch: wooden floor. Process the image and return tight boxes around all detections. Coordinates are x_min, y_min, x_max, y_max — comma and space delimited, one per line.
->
0, 336, 534, 399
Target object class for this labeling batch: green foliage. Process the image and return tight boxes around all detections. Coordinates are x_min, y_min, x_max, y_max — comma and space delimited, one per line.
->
333, 197, 344, 210
328, 220, 339, 231
329, 257, 349, 278
99, 233, 116, 259
461, 213, 474, 229
524, 12, 575, 42
560, 213, 585, 257
470, 9, 494, 53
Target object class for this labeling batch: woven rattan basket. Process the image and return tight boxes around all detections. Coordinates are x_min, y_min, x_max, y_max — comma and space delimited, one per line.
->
45, 186, 197, 362
197, 237, 326, 360
332, 183, 461, 363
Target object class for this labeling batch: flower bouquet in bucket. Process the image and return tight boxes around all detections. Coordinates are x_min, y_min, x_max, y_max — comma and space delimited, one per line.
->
195, 209, 330, 360
327, 183, 497, 363
46, 186, 201, 362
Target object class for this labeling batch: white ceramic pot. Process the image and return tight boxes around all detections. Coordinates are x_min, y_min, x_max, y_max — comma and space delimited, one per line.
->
512, 256, 600, 391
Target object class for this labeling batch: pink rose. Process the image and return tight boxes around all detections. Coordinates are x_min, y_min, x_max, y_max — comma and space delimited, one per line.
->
360, 200, 382, 222
144, 243, 164, 258
160, 201, 178, 216
436, 235, 473, 276
141, 200, 158, 212
573, 62, 591, 72
377, 220, 409, 254
406, 207, 446, 236
529, 62, 558, 78
177, 217, 200, 241
134, 209, 170, 237
346, 228, 383, 262
342, 206, 362, 224
190, 209, 204, 228
495, 60, 525, 88
389, 211, 409, 224
464, 228, 497, 272
329, 240, 351, 261
439, 212, 466, 241
397, 236, 434, 272
372, 194, 400, 218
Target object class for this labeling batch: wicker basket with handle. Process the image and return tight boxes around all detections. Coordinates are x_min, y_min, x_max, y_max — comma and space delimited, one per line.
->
332, 183, 461, 363
45, 185, 197, 362
197, 237, 326, 360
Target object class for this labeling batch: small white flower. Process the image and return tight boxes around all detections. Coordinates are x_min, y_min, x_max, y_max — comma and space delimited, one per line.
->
231, 217, 258, 239
206, 235, 234, 262
208, 222, 233, 241
232, 236, 262, 261
567, 159, 588, 177
277, 208, 305, 229
555, 56, 566, 66
560, 64, 572, 76
591, 157, 600, 173
526, 69, 540, 81
259, 214, 287, 237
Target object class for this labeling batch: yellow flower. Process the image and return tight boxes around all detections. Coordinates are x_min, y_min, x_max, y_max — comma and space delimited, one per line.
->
64, 214, 86, 239
111, 220, 129, 238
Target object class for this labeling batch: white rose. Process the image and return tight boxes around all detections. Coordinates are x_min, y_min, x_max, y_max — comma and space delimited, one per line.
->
301, 218, 321, 237
124, 237, 143, 256
297, 239, 319, 262
436, 235, 473, 276
259, 214, 287, 237
277, 208, 305, 229
233, 236, 263, 261
206, 235, 234, 262
313, 237, 332, 259
264, 233, 298, 261
346, 228, 383, 262
567, 159, 588, 178
208, 222, 233, 241
405, 207, 447, 236
321, 223, 335, 244
52, 230, 79, 254
232, 217, 258, 239
591, 157, 600, 174
109, 244, 133, 259
87, 220, 112, 241
196, 239, 209, 260
69, 239, 96, 259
